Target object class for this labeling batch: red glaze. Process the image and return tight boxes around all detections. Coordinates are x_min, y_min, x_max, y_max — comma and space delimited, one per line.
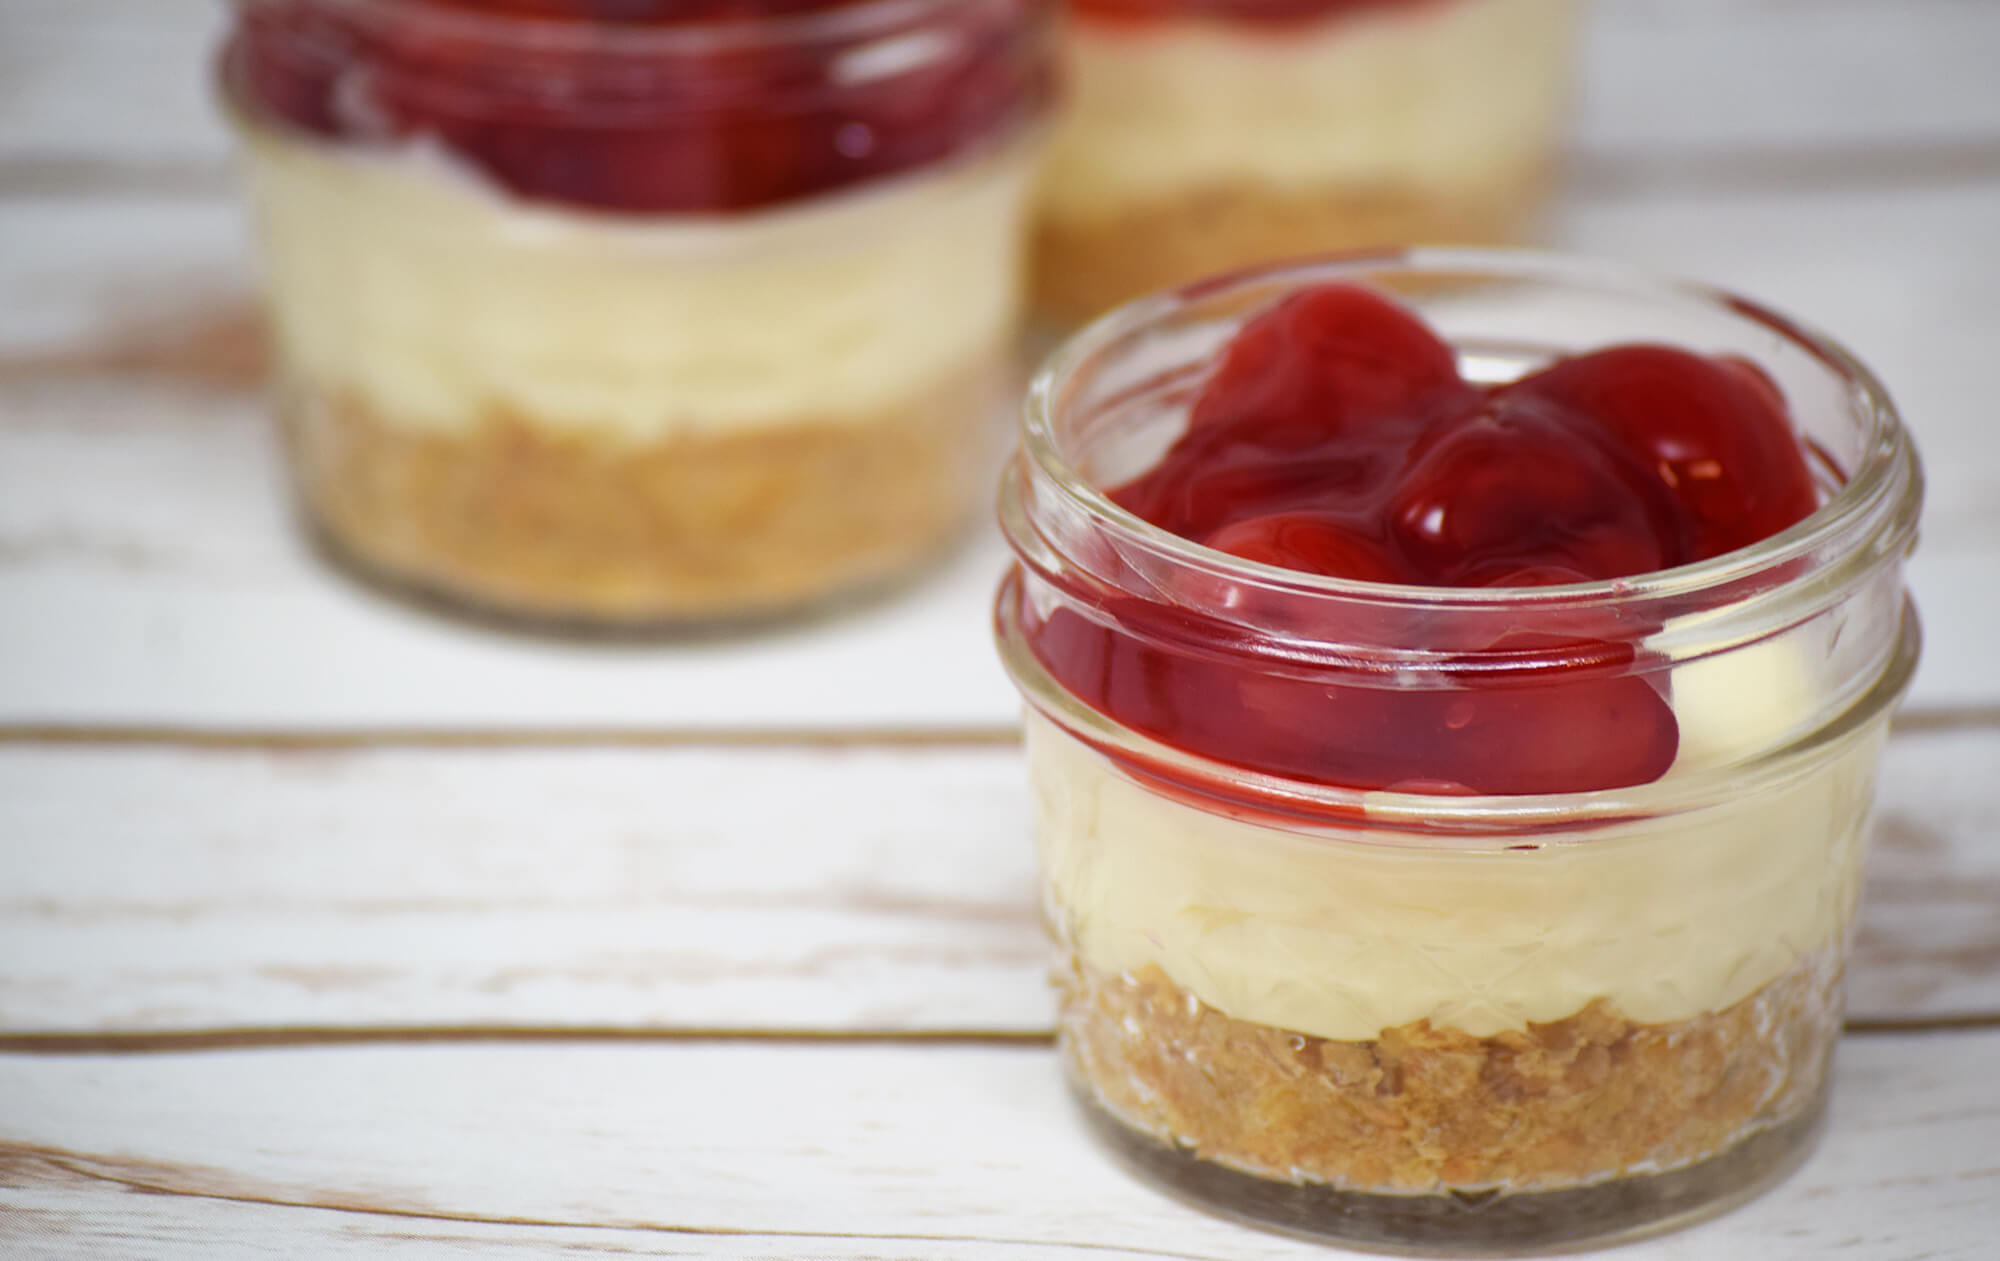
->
1188, 284, 1472, 435
1388, 394, 1688, 585
1205, 513, 1402, 580
225, 0, 1049, 214
1032, 283, 1820, 795
1496, 345, 1820, 560
1032, 603, 1680, 796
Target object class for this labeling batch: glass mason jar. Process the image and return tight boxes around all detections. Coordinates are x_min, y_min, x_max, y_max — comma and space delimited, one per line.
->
1033, 0, 1585, 322
994, 251, 1922, 1251
220, 0, 1053, 628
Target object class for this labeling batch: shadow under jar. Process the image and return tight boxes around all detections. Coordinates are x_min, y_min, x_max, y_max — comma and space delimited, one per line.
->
1033, 0, 1584, 323
994, 252, 1923, 1252
221, 0, 1053, 629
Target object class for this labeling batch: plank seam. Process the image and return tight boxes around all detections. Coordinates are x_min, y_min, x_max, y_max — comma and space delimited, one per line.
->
1, 1017, 1995, 1056
8, 140, 2000, 201
0, 1028, 1057, 1055
0, 726, 1027, 751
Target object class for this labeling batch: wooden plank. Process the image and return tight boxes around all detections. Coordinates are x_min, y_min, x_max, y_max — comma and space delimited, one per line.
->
5, 0, 2000, 184
1, 1031, 1996, 1259
0, 178, 1997, 730
2, 725, 1994, 1037
0, 0, 233, 178
0, 1193, 1187, 1261
0, 198, 249, 369
1571, 0, 2000, 161
0, 381, 1028, 731
0, 743, 1045, 1036
1849, 720, 2000, 1027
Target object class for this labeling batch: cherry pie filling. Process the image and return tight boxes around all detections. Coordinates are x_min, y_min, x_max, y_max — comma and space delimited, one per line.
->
1029, 282, 1819, 797
227, 0, 1050, 214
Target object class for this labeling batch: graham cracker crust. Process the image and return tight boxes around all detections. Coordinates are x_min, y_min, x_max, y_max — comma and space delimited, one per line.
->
1076, 1085, 1827, 1255
1060, 957, 1838, 1205
280, 359, 1003, 627
1032, 171, 1547, 324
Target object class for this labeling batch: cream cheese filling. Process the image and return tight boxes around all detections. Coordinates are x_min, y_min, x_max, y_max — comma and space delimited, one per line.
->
1031, 653, 1880, 1042
239, 127, 1036, 442
1039, 0, 1580, 225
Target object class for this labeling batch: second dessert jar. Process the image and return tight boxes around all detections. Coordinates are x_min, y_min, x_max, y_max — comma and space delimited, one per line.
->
222, 0, 1054, 627
1034, 0, 1584, 320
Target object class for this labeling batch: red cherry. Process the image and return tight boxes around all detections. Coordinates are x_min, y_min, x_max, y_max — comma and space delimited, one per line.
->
1203, 513, 1404, 581
1398, 641, 1680, 795
1111, 418, 1402, 539
1188, 283, 1473, 435
1389, 397, 1691, 583
1500, 344, 1818, 560
1032, 606, 1678, 794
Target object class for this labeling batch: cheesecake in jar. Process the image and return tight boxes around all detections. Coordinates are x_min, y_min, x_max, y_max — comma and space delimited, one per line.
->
1034, 0, 1582, 321
994, 252, 1922, 1250
221, 0, 1052, 627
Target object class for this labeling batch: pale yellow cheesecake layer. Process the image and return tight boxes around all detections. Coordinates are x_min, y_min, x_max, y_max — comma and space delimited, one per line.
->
1039, 0, 1580, 227
241, 129, 1037, 441
1029, 665, 1879, 1042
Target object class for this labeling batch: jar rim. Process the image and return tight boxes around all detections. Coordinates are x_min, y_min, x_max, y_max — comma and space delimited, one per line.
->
1019, 247, 1922, 618
229, 0, 1032, 54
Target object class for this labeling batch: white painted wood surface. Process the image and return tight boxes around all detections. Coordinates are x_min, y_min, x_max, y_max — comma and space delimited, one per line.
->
0, 375, 1029, 732
4, 0, 1999, 1256
3, 1033, 1997, 1260
1, 724, 1996, 1037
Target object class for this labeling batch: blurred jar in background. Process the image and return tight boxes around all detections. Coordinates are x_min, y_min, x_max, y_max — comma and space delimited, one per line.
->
220, 0, 1053, 629
1033, 0, 1583, 322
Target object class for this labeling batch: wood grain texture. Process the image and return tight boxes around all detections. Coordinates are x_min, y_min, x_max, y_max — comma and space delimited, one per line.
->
2, 726, 1995, 1037
1570, 0, 2000, 159
0, 742, 1045, 1035
1, 1033, 1996, 1260
0, 376, 1029, 732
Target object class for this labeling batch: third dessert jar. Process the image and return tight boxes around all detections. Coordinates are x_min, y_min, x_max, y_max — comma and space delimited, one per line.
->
994, 251, 1922, 1250
221, 0, 1052, 627
1033, 0, 1584, 321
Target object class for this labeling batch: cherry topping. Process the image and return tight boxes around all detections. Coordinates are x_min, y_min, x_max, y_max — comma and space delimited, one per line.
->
225, 0, 1050, 214
1204, 513, 1404, 581
1188, 283, 1472, 436
1498, 344, 1818, 561
1028, 282, 1823, 796
1111, 416, 1401, 539
1031, 605, 1678, 796
1388, 396, 1686, 584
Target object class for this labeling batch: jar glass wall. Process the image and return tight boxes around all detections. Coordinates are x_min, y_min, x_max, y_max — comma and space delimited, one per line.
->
995, 251, 1923, 1251
222, 0, 1053, 628
1033, 0, 1585, 322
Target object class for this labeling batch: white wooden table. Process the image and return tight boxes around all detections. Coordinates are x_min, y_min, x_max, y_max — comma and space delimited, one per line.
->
2, 2, 1998, 1256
